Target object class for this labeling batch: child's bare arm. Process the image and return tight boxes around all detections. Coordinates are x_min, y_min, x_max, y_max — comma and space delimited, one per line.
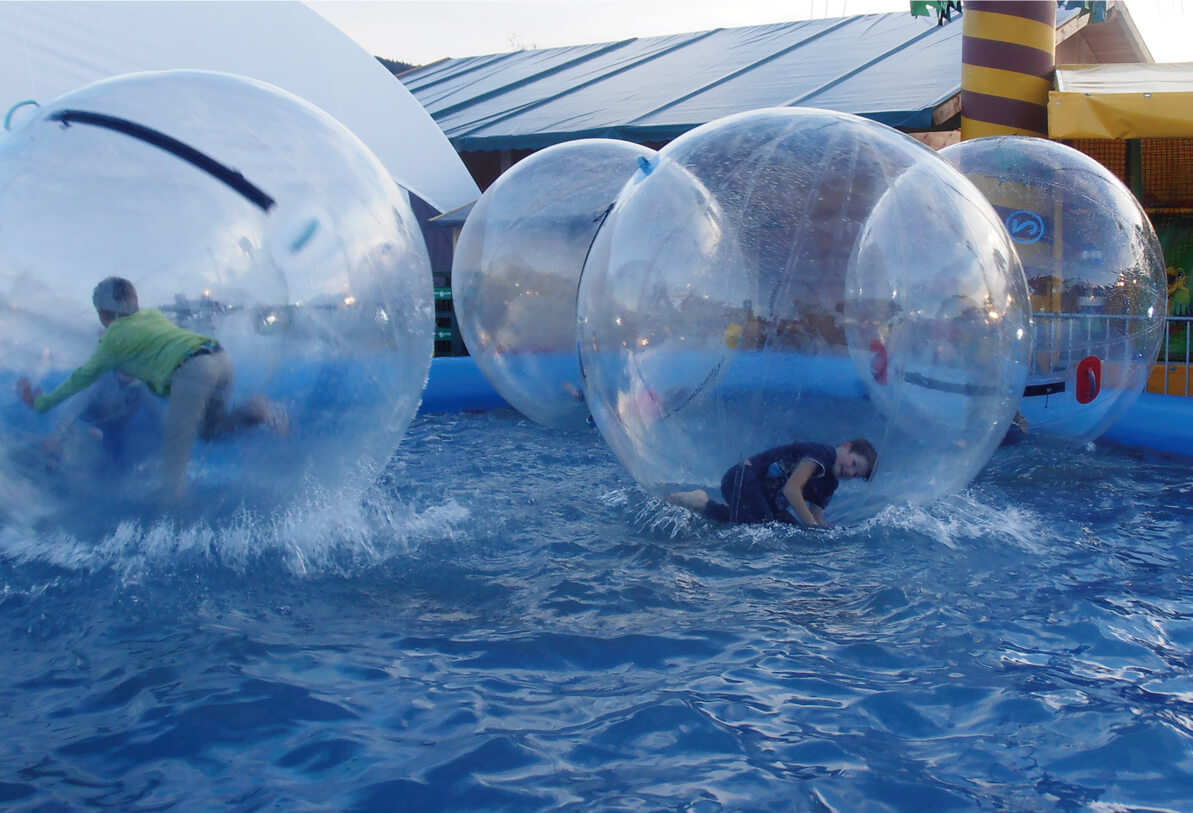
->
16, 377, 39, 408
781, 459, 823, 526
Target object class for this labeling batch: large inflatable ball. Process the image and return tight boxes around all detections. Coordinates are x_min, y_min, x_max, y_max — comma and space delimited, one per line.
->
941, 137, 1166, 443
0, 70, 433, 532
452, 139, 654, 429
578, 108, 1032, 524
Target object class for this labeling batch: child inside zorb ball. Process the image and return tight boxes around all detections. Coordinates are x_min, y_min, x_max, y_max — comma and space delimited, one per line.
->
17, 277, 286, 502
0, 70, 434, 528
578, 107, 1032, 525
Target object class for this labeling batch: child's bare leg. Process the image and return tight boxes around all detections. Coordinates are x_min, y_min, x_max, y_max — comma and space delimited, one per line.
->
163, 356, 222, 499
667, 489, 710, 511
209, 394, 287, 437
198, 358, 287, 440
243, 395, 288, 433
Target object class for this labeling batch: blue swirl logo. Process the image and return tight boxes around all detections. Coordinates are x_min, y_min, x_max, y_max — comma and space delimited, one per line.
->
1005, 209, 1045, 244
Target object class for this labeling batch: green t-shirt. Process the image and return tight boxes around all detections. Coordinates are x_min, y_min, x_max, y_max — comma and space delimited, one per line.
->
33, 309, 215, 412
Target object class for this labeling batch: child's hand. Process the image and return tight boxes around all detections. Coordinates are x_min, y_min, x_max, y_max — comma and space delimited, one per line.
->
15, 377, 40, 409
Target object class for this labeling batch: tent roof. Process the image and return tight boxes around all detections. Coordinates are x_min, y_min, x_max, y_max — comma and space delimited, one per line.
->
401, 8, 1084, 153
1049, 62, 1193, 139
0, 1, 479, 212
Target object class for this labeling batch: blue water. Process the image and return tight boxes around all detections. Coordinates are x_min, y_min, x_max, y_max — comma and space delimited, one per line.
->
2, 409, 1192, 811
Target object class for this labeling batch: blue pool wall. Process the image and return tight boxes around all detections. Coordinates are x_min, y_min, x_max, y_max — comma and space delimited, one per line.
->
420, 355, 1193, 460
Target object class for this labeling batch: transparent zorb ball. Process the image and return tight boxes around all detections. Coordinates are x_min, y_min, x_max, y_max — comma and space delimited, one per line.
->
942, 136, 1165, 443
579, 108, 1031, 524
453, 138, 654, 430
0, 70, 433, 530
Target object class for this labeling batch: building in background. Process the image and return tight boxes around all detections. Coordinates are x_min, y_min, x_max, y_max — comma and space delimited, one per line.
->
399, 3, 1148, 189
397, 2, 1158, 357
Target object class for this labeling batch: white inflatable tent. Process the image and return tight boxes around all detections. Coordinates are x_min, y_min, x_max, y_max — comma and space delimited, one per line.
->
0, 1, 478, 213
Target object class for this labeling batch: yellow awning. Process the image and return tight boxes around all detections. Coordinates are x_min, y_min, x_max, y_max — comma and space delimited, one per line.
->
1049, 62, 1193, 139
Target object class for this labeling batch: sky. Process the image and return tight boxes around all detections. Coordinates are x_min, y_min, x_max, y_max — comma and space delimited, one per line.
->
308, 0, 1193, 66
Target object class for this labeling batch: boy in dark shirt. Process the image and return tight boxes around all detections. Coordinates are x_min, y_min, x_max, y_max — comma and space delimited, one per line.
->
668, 438, 877, 527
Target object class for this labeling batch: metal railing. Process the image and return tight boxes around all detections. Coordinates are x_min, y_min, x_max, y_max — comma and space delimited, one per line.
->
1030, 311, 1148, 374
1153, 314, 1193, 396
1030, 312, 1193, 396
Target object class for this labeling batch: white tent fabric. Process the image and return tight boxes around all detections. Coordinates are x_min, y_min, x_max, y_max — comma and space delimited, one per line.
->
0, 1, 478, 213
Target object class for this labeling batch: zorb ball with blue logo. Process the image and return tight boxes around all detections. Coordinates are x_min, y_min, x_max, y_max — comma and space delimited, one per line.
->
452, 138, 654, 430
0, 70, 433, 531
941, 137, 1166, 443
578, 108, 1032, 524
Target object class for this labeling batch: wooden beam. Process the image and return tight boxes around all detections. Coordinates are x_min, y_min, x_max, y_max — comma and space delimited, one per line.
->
933, 93, 962, 126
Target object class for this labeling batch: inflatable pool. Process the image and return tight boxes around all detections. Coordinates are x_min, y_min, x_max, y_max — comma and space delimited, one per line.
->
420, 354, 1193, 459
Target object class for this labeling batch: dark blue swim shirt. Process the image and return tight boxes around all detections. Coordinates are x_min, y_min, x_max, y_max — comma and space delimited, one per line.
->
748, 441, 839, 518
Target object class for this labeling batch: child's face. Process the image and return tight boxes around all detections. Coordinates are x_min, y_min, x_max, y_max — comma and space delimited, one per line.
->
835, 449, 871, 480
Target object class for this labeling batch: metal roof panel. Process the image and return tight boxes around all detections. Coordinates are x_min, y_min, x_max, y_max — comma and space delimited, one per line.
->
401, 7, 1088, 151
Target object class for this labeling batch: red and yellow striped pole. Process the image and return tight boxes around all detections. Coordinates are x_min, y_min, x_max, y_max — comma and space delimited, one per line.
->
960, 1, 1055, 139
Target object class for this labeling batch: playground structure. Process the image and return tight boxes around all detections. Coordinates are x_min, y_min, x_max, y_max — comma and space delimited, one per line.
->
1048, 67, 1193, 397
1047, 60, 1193, 452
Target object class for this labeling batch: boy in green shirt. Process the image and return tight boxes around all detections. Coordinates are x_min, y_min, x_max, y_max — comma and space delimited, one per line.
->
17, 277, 284, 501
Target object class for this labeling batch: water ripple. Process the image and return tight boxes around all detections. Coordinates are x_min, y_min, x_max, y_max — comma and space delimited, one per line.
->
1, 413, 1192, 809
